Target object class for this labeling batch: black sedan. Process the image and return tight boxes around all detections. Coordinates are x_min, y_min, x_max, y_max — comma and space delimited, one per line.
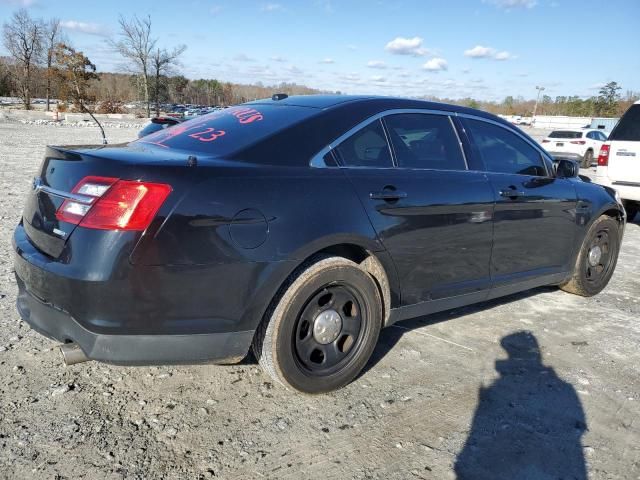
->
13, 95, 625, 393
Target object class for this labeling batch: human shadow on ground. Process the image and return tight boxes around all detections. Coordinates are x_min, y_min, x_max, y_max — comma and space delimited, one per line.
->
454, 331, 588, 480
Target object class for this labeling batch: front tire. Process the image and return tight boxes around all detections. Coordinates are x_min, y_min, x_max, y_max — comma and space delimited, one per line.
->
582, 150, 594, 168
252, 256, 383, 393
560, 215, 620, 297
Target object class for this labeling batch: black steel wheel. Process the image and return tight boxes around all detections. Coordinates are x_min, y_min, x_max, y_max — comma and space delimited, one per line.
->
252, 256, 382, 393
561, 215, 621, 297
294, 284, 365, 376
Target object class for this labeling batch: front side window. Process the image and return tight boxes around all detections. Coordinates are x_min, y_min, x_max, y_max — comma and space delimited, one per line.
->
462, 118, 547, 176
334, 119, 393, 168
383, 114, 466, 170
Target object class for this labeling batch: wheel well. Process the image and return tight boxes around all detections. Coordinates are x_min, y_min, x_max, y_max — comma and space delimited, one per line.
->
314, 244, 392, 326
602, 208, 624, 224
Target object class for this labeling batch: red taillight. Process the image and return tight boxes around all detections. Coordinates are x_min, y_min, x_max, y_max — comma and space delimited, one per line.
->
56, 176, 118, 224
597, 144, 610, 166
56, 176, 172, 231
570, 140, 586, 145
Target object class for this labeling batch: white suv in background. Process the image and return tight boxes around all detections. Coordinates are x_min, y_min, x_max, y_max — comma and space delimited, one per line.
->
595, 101, 640, 221
542, 128, 608, 168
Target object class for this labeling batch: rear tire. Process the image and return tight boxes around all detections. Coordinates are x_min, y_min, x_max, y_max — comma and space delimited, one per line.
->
582, 150, 594, 168
252, 256, 382, 393
624, 201, 638, 222
560, 215, 620, 297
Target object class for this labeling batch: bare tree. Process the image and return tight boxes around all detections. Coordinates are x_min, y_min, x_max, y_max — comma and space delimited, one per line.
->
111, 15, 156, 117
2, 9, 43, 109
52, 43, 106, 143
43, 18, 62, 111
150, 45, 186, 116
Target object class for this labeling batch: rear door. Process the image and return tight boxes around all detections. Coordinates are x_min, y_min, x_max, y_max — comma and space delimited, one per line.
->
607, 104, 640, 185
458, 116, 577, 286
334, 111, 495, 305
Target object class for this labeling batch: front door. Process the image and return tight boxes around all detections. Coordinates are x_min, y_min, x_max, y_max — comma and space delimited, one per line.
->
459, 117, 577, 286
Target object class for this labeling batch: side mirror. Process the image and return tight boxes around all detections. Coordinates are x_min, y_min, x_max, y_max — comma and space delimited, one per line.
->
554, 158, 579, 178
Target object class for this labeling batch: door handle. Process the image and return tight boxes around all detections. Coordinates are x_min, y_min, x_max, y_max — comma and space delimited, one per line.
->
369, 190, 408, 201
499, 188, 525, 199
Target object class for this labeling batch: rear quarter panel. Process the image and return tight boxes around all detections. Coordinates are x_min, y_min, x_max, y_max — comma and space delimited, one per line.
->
131, 163, 400, 332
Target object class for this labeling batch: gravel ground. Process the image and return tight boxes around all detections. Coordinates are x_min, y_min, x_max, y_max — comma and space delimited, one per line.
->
0, 121, 638, 479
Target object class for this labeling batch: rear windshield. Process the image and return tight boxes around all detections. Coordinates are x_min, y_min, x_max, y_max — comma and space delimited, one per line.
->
134, 105, 315, 156
609, 105, 640, 141
548, 131, 582, 139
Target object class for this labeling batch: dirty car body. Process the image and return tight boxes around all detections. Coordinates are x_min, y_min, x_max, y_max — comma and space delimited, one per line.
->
13, 95, 625, 389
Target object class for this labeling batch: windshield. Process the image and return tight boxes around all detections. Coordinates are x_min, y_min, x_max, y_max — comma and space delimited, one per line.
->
134, 104, 316, 156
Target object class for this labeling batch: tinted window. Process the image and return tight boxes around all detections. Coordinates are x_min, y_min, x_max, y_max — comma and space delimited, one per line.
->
598, 131, 608, 141
549, 131, 582, 139
134, 105, 315, 156
335, 120, 392, 167
586, 132, 595, 139
463, 118, 547, 176
384, 114, 466, 170
609, 105, 640, 141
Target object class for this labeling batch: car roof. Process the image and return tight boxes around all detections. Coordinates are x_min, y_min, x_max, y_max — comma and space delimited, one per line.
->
247, 94, 505, 123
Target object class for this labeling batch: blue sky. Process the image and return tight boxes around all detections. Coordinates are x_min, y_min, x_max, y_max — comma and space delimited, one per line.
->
1, 0, 638, 101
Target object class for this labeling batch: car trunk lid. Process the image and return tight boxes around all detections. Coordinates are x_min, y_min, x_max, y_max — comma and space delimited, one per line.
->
21, 143, 196, 258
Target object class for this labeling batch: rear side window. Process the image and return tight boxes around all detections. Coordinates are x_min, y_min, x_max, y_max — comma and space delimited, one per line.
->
334, 120, 393, 168
462, 118, 547, 176
549, 131, 582, 139
384, 114, 466, 170
134, 105, 315, 156
609, 105, 640, 141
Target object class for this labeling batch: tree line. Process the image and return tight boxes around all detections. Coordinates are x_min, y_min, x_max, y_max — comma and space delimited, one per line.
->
450, 82, 637, 118
2, 8, 637, 118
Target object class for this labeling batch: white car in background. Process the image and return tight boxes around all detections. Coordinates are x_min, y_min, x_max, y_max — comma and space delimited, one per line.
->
595, 101, 640, 222
541, 128, 608, 168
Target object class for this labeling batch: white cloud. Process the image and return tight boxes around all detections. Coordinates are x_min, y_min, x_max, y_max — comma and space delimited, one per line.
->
346, 44, 358, 51
261, 3, 283, 12
464, 45, 495, 58
423, 57, 448, 71
385, 36, 430, 56
233, 53, 255, 62
60, 20, 110, 37
320, 58, 335, 64
270, 55, 286, 62
367, 60, 387, 69
371, 75, 386, 82
494, 51, 515, 60
485, 0, 537, 9
464, 45, 516, 60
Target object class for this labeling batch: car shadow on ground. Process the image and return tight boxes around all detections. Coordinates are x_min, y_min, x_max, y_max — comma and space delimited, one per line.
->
363, 286, 555, 375
454, 331, 588, 480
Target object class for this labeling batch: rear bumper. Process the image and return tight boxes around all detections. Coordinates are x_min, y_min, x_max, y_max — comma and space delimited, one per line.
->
12, 222, 278, 365
15, 275, 253, 365
595, 171, 640, 202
